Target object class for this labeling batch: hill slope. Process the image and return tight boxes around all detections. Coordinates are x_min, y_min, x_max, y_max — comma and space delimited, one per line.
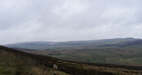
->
5, 38, 142, 66
6, 38, 142, 50
0, 46, 69, 75
0, 46, 142, 75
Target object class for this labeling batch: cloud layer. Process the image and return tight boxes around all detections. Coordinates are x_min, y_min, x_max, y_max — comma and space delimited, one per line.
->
0, 0, 142, 44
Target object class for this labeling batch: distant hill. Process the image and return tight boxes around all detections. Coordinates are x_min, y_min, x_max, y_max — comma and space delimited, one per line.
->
6, 38, 142, 50
0, 45, 142, 75
5, 38, 142, 65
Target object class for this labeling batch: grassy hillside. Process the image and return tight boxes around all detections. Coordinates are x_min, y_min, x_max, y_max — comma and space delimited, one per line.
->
0, 46, 142, 75
0, 46, 69, 75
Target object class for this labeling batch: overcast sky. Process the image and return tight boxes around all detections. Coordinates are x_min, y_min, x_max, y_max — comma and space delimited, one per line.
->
0, 0, 142, 44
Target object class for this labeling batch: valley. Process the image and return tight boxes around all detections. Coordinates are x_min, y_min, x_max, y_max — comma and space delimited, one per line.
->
0, 46, 142, 75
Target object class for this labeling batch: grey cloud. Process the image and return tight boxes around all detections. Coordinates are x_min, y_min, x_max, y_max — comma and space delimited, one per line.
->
0, 0, 142, 44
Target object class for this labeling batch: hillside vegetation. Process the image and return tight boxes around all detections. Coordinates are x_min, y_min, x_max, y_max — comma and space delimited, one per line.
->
35, 47, 142, 65
0, 46, 69, 75
0, 46, 142, 75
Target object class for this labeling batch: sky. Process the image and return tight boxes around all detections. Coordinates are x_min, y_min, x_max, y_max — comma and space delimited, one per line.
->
0, 0, 142, 44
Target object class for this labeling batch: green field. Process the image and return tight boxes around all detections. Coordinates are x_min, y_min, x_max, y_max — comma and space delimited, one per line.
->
32, 47, 142, 65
